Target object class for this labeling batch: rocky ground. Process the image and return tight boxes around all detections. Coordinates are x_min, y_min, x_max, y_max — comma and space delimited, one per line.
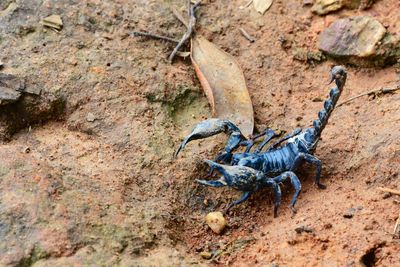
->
0, 0, 399, 266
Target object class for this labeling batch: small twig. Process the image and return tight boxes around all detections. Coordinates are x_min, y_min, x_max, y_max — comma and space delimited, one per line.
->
394, 213, 400, 239
132, 31, 179, 43
169, 0, 201, 62
132, 1, 200, 63
239, 28, 256, 43
171, 7, 189, 29
377, 187, 400, 196
239, 0, 253, 9
337, 85, 400, 107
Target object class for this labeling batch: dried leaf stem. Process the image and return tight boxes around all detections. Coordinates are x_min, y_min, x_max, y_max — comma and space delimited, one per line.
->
239, 28, 256, 42
131, 1, 200, 62
132, 31, 179, 43
171, 7, 189, 28
377, 187, 400, 196
168, 1, 200, 62
337, 85, 400, 107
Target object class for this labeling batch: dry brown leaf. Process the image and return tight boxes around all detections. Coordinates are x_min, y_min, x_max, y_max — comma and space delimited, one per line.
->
191, 35, 254, 137
253, 0, 274, 14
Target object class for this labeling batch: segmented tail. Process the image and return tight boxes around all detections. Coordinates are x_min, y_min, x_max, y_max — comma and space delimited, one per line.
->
313, 66, 347, 137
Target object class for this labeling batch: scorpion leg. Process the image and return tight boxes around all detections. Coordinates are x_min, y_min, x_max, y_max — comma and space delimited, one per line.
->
291, 153, 325, 189
239, 140, 255, 153
214, 132, 245, 164
225, 191, 251, 213
237, 127, 276, 153
266, 128, 302, 152
273, 171, 302, 214
272, 182, 282, 218
261, 178, 282, 217
196, 179, 226, 187
253, 129, 277, 153
226, 128, 277, 154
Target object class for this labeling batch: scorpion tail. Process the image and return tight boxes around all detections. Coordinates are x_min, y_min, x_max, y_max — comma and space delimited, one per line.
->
312, 66, 347, 138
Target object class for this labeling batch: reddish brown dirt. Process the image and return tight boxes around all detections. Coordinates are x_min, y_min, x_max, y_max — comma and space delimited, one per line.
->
0, 0, 399, 266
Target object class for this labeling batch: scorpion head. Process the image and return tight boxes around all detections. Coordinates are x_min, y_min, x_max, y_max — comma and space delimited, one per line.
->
329, 66, 347, 90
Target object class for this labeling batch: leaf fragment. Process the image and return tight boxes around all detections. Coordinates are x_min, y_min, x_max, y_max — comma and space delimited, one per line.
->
191, 35, 254, 137
253, 0, 274, 14
41, 14, 63, 31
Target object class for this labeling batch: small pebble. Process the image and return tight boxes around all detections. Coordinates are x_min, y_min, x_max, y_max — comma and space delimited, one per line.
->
343, 208, 356, 218
205, 211, 226, 234
86, 112, 96, 122
41, 14, 63, 31
382, 192, 392, 199
295, 225, 314, 234
303, 0, 314, 6
200, 251, 212, 259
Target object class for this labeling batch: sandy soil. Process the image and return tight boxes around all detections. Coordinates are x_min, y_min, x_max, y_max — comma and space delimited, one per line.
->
0, 0, 399, 266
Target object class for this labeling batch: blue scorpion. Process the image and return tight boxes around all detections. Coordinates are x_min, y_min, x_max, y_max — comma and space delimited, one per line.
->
175, 66, 347, 216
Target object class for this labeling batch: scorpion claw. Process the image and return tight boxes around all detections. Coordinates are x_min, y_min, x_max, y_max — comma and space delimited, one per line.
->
195, 179, 207, 185
174, 118, 245, 158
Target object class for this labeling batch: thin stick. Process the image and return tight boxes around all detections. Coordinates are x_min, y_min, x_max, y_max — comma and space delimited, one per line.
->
394, 213, 400, 238
337, 85, 400, 107
239, 0, 253, 9
132, 31, 179, 43
377, 187, 400, 196
239, 28, 256, 42
169, 0, 201, 62
171, 7, 189, 29
245, 0, 254, 7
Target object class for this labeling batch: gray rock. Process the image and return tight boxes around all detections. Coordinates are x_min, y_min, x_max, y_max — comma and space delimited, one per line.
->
0, 87, 21, 105
295, 225, 314, 234
23, 86, 41, 96
0, 74, 24, 106
343, 208, 355, 218
41, 14, 63, 31
312, 0, 376, 15
0, 83, 66, 141
343, 206, 363, 218
312, 0, 342, 15
318, 16, 386, 58
86, 112, 97, 122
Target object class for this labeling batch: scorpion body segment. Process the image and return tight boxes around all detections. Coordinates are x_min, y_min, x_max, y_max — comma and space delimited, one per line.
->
197, 160, 301, 216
